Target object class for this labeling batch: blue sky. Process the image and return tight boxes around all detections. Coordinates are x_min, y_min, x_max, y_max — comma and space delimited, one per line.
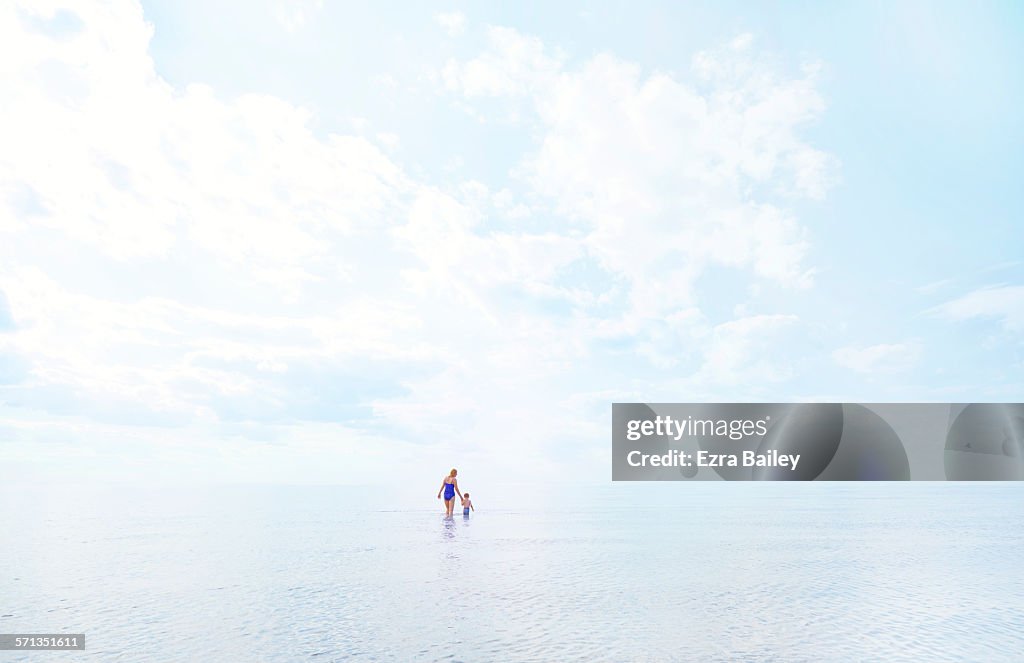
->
1, 0, 1021, 485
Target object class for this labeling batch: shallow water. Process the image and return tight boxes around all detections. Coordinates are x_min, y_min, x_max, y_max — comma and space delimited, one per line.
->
2, 483, 1022, 661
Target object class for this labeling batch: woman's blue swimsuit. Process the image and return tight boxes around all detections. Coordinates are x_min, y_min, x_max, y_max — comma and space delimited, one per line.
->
444, 481, 455, 500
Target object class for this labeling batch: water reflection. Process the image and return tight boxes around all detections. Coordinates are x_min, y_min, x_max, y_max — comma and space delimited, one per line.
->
440, 516, 459, 564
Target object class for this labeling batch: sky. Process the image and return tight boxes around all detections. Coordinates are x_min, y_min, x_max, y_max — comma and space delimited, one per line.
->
0, 0, 1022, 486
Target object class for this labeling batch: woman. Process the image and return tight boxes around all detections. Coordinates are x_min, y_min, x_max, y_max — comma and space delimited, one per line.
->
436, 468, 462, 517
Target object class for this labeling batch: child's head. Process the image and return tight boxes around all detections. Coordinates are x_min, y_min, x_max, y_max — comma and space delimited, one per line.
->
464, 492, 469, 498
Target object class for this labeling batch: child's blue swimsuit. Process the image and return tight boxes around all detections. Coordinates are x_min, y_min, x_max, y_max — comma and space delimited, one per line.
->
444, 482, 455, 500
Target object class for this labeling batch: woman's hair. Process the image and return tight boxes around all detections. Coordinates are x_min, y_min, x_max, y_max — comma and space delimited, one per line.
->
450, 468, 458, 476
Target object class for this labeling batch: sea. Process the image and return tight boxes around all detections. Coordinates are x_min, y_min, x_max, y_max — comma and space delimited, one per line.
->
1, 482, 1022, 661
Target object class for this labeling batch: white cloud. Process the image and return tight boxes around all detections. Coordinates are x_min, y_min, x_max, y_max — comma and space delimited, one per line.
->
697, 314, 800, 385
0, 5, 839, 482
916, 277, 956, 294
434, 11, 466, 37
0, 2, 609, 482
1, 2, 406, 281
270, 0, 324, 33
442, 26, 562, 97
932, 285, 1024, 333
833, 342, 923, 374
375, 132, 401, 150
443, 28, 833, 362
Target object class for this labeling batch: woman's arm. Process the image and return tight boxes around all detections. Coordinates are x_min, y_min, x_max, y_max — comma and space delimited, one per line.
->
437, 479, 445, 499
454, 478, 462, 499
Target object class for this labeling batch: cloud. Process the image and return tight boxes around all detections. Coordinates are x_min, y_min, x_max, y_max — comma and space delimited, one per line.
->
697, 314, 800, 385
270, 0, 324, 33
442, 26, 562, 97
442, 28, 832, 363
0, 289, 14, 330
0, 352, 29, 384
833, 342, 923, 374
0, 5, 838, 482
1, 3, 595, 478
932, 285, 1024, 333
375, 132, 400, 150
2, 1, 406, 274
435, 11, 466, 37
1, 1, 420, 424
916, 277, 956, 294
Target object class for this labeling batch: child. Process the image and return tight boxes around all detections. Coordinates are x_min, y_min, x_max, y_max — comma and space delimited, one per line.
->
461, 492, 474, 516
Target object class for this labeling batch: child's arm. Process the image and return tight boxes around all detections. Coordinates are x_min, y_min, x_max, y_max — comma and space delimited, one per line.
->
470, 501, 475, 511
